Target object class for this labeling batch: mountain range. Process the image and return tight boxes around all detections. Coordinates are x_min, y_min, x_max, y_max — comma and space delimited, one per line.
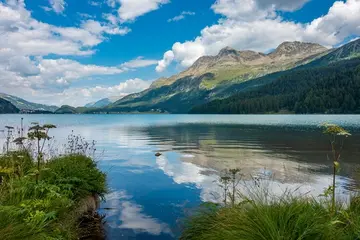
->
87, 39, 360, 113
0, 93, 58, 112
1, 39, 360, 114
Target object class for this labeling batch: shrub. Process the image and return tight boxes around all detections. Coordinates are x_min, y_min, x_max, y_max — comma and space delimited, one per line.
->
0, 153, 106, 240
42, 154, 107, 199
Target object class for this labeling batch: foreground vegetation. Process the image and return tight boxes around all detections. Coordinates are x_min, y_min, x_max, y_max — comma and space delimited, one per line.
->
181, 124, 360, 240
181, 195, 360, 240
0, 123, 106, 240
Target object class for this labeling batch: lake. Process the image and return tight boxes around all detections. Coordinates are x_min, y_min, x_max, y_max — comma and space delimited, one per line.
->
1, 114, 360, 239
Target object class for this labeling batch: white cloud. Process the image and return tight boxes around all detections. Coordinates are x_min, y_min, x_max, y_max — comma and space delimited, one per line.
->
156, 0, 360, 71
0, 1, 129, 57
156, 50, 174, 72
0, 0, 141, 105
81, 19, 131, 35
19, 78, 152, 107
78, 13, 95, 19
256, 0, 310, 11
89, 1, 102, 6
117, 0, 170, 22
50, 0, 66, 14
42, 0, 66, 14
212, 0, 310, 19
7, 56, 40, 76
0, 58, 124, 91
121, 57, 159, 68
167, 11, 195, 22
106, 0, 118, 8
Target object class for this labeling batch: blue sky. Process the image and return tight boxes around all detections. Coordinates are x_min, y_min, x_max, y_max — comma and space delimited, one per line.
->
0, 0, 359, 106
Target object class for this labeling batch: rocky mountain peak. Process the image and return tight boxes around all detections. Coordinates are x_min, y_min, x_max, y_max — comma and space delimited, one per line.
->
270, 41, 327, 58
218, 46, 239, 57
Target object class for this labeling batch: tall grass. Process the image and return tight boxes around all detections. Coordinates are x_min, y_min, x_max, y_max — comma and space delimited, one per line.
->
0, 152, 107, 240
181, 195, 360, 240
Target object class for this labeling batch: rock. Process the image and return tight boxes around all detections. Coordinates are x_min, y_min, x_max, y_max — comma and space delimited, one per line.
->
155, 152, 162, 157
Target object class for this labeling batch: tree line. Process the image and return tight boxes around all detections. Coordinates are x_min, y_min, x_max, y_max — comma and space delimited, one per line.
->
190, 58, 360, 114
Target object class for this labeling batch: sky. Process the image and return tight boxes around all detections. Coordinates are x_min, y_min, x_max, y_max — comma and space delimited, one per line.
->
0, 0, 359, 107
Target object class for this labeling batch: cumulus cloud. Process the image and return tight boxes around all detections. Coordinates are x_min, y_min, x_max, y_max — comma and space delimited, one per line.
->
167, 11, 195, 22
49, 0, 66, 14
212, 0, 310, 18
46, 78, 152, 106
257, 0, 310, 11
0, 0, 142, 105
42, 0, 67, 14
0, 58, 124, 92
156, 50, 175, 72
156, 0, 360, 71
121, 57, 159, 69
0, 54, 155, 106
0, 1, 129, 57
116, 0, 170, 22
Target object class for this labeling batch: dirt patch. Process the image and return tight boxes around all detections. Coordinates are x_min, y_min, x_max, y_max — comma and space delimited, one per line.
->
77, 195, 106, 240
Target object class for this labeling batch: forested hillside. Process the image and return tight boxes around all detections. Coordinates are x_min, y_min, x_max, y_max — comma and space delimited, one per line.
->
0, 98, 19, 113
190, 59, 360, 114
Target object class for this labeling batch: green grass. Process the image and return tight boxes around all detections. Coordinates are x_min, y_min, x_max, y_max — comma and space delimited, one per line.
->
0, 152, 107, 240
181, 196, 360, 240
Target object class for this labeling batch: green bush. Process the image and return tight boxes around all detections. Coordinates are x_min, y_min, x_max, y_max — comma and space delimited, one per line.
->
0, 152, 107, 240
43, 154, 107, 199
181, 197, 360, 240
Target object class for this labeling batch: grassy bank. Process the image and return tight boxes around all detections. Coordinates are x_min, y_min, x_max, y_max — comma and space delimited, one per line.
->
181, 194, 360, 240
0, 151, 106, 240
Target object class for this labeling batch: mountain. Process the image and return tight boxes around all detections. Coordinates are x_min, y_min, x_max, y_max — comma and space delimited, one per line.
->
190, 58, 360, 114
0, 98, 20, 113
299, 38, 360, 68
0, 93, 58, 112
55, 105, 92, 114
85, 96, 120, 108
99, 41, 327, 113
150, 41, 327, 89
95, 39, 360, 114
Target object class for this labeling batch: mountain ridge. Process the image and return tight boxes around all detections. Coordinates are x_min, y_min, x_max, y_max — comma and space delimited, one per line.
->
85, 96, 121, 108
150, 41, 328, 89
0, 93, 58, 112
103, 41, 330, 113
0, 98, 20, 114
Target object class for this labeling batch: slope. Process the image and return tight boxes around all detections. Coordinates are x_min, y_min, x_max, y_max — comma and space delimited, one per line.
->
190, 58, 360, 114
0, 98, 20, 114
0, 93, 58, 112
105, 42, 328, 113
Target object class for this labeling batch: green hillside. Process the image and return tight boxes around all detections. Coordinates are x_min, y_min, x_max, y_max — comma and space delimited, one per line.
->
0, 93, 58, 112
0, 98, 20, 113
190, 58, 360, 114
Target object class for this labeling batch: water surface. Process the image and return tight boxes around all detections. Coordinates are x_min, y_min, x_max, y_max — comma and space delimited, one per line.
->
1, 114, 360, 239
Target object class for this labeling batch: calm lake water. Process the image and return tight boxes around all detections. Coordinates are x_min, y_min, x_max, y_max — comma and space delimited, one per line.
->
1, 114, 360, 239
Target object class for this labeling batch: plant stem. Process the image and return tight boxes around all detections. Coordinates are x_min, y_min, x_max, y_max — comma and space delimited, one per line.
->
332, 161, 336, 213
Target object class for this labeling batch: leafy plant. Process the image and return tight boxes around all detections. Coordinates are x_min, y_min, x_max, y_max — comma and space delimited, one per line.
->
322, 123, 351, 213
27, 123, 56, 183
